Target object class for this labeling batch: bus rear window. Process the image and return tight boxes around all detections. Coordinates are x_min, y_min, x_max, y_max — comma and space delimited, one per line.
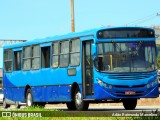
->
97, 28, 155, 39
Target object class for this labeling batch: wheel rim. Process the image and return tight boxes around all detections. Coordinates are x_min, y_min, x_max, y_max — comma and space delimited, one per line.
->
15, 102, 19, 108
3, 99, 6, 107
27, 93, 32, 106
75, 92, 82, 106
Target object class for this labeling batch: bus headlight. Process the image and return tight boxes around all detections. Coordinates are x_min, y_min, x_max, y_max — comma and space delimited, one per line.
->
103, 83, 107, 88
98, 80, 103, 85
109, 85, 112, 89
147, 84, 150, 88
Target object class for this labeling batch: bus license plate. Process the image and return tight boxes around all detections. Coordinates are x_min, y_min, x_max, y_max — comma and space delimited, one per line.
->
125, 91, 136, 95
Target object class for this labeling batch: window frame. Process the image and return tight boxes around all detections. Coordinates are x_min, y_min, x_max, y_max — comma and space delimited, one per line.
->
23, 46, 31, 71
14, 50, 22, 71
52, 41, 59, 68
69, 38, 80, 66
31, 45, 40, 70
4, 49, 13, 72
59, 40, 69, 68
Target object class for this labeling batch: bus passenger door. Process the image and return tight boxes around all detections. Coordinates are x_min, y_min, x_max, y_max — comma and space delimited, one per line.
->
82, 40, 94, 98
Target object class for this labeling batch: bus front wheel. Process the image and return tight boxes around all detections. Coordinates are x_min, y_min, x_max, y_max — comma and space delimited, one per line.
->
74, 87, 89, 111
122, 98, 137, 110
26, 89, 33, 107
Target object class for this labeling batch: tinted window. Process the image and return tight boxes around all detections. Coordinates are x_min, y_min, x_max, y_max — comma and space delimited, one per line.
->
14, 51, 22, 70
4, 49, 12, 72
32, 45, 40, 69
97, 28, 155, 39
23, 46, 31, 70
60, 41, 69, 67
52, 42, 59, 68
70, 39, 80, 66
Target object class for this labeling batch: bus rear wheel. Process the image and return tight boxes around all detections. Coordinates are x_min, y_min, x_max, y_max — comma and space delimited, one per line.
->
74, 87, 89, 111
26, 89, 33, 107
122, 98, 137, 110
3, 98, 10, 109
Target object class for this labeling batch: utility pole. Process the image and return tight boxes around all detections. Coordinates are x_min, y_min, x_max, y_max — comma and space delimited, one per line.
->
70, 0, 75, 32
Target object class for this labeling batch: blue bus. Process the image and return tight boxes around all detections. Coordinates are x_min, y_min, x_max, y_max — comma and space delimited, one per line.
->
3, 27, 159, 110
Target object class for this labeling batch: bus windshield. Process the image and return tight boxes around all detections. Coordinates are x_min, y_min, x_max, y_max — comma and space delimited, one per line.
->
95, 41, 157, 73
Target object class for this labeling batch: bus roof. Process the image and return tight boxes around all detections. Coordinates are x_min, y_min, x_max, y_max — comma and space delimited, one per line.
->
3, 26, 154, 49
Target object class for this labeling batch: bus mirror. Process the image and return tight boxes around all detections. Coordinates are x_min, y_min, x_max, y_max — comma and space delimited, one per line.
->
92, 44, 97, 57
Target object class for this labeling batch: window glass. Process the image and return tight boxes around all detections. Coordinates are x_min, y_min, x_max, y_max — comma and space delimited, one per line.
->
52, 56, 58, 68
23, 46, 31, 70
14, 51, 22, 70
24, 47, 31, 58
70, 39, 80, 66
52, 42, 59, 68
4, 50, 12, 72
33, 45, 39, 57
53, 42, 59, 54
41, 46, 50, 68
60, 41, 69, 67
60, 41, 69, 53
70, 53, 80, 66
96, 42, 156, 72
60, 54, 69, 67
32, 58, 40, 69
23, 59, 31, 70
32, 45, 40, 69
71, 39, 80, 52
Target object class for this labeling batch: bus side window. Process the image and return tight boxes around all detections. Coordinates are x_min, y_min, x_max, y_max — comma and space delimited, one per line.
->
52, 42, 59, 68
41, 46, 51, 68
70, 39, 80, 66
32, 45, 40, 69
60, 40, 69, 67
14, 51, 22, 71
4, 49, 12, 72
23, 46, 31, 70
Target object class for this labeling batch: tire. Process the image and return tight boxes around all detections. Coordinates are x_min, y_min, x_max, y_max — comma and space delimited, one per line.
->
122, 98, 137, 110
26, 89, 33, 107
15, 102, 21, 109
66, 101, 76, 110
74, 87, 89, 111
3, 98, 10, 109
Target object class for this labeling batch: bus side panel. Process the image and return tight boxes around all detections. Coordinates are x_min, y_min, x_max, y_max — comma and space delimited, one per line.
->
4, 87, 25, 102
32, 85, 72, 102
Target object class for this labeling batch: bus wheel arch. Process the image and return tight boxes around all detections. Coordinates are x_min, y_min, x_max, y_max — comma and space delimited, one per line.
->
68, 82, 89, 111
24, 85, 31, 99
26, 89, 33, 107
71, 82, 79, 101
24, 85, 33, 107
66, 82, 79, 110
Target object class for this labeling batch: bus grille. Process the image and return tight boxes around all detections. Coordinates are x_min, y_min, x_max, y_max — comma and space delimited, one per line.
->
114, 84, 146, 88
108, 74, 151, 80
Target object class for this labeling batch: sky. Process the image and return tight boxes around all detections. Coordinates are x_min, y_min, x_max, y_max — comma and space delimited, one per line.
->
0, 0, 160, 68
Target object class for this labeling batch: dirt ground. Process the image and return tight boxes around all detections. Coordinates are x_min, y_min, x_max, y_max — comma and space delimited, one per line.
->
45, 97, 160, 107
90, 98, 160, 106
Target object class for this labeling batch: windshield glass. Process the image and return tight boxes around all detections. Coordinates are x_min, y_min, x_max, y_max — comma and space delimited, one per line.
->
95, 42, 157, 73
